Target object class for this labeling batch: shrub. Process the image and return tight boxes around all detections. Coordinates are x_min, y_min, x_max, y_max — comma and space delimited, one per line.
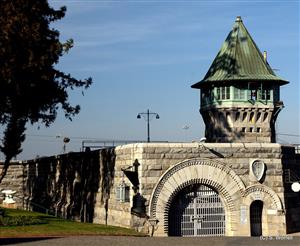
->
0, 208, 5, 226
1, 215, 47, 226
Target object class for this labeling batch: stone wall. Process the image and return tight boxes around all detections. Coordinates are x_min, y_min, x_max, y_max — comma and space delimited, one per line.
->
281, 147, 300, 233
0, 161, 25, 207
1, 143, 299, 236
103, 143, 300, 236
200, 106, 276, 143
0, 148, 115, 224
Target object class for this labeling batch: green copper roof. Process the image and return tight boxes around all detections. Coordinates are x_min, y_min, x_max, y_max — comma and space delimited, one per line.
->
191, 16, 288, 89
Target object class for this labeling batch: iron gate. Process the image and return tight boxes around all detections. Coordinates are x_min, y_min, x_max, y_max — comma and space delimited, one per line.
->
168, 184, 225, 237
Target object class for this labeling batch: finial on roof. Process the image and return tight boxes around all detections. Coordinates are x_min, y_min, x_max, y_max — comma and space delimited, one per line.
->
236, 16, 242, 22
263, 51, 267, 62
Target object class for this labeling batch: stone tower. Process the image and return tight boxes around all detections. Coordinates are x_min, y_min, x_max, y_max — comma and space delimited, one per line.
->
191, 16, 288, 143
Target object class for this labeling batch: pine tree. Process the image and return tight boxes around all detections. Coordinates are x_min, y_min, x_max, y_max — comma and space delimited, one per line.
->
0, 0, 92, 183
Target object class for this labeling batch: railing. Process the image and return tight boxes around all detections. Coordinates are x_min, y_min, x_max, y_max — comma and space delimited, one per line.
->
294, 145, 300, 154
81, 139, 168, 152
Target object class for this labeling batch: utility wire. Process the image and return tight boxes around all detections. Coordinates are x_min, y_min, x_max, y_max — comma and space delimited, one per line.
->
277, 133, 300, 138
26, 134, 104, 140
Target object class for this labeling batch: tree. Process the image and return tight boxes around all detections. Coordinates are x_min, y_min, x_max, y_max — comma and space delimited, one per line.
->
0, 0, 92, 183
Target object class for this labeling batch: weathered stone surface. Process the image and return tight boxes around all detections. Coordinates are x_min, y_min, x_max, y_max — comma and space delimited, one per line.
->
1, 142, 299, 237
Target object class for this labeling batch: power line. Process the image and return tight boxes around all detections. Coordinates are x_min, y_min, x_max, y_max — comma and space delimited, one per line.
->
26, 134, 104, 140
277, 133, 300, 138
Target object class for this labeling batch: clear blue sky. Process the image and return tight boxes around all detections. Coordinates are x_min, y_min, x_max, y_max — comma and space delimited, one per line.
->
2, 0, 299, 160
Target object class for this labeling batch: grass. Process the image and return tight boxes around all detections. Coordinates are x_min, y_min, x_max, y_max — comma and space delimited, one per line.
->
0, 208, 146, 238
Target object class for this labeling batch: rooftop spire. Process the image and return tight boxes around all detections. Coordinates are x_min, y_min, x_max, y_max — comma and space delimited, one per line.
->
235, 16, 242, 22
191, 17, 288, 89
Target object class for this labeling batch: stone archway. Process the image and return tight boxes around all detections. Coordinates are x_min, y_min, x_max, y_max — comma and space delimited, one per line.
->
148, 158, 246, 236
242, 184, 285, 236
242, 185, 283, 211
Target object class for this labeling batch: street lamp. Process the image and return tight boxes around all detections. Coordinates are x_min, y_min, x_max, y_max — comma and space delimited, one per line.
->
137, 109, 160, 142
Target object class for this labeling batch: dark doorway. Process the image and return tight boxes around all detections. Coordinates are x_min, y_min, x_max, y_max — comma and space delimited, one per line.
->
250, 200, 263, 236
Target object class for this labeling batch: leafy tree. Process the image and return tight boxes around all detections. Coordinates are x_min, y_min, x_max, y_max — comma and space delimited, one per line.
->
0, 0, 92, 183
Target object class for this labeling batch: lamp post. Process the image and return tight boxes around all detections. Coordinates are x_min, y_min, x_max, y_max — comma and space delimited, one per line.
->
137, 109, 160, 142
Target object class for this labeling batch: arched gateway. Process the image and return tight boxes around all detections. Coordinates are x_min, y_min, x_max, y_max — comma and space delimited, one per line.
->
149, 158, 246, 236
168, 183, 225, 237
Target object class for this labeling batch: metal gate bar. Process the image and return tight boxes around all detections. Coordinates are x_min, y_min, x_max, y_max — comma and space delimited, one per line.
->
168, 184, 225, 237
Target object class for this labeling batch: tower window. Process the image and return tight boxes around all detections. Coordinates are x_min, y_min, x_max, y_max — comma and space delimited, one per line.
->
201, 88, 215, 105
260, 89, 271, 100
273, 86, 280, 101
216, 87, 220, 100
251, 90, 257, 101
216, 86, 230, 100
226, 86, 230, 99
248, 82, 261, 101
221, 87, 225, 99
234, 87, 245, 100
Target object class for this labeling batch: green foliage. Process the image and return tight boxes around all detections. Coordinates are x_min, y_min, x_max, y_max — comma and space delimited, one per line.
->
0, 0, 92, 182
0, 208, 48, 226
3, 208, 48, 217
1, 215, 47, 226
0, 207, 5, 216
0, 207, 6, 225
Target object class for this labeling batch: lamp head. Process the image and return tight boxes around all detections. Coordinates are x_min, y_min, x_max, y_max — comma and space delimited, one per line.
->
137, 114, 141, 119
156, 114, 160, 119
63, 137, 70, 143
199, 137, 207, 143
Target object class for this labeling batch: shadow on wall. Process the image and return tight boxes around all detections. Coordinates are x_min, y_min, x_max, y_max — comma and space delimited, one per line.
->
202, 25, 240, 81
199, 28, 245, 143
201, 106, 244, 143
23, 148, 115, 223
281, 146, 300, 234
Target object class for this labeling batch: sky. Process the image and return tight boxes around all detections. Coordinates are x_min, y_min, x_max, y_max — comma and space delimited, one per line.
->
1, 0, 299, 160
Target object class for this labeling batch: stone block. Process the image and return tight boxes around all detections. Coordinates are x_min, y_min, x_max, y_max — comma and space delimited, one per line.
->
266, 169, 275, 175
143, 147, 156, 154
153, 147, 170, 154
142, 176, 160, 184
272, 181, 283, 187
235, 169, 248, 175
143, 170, 163, 177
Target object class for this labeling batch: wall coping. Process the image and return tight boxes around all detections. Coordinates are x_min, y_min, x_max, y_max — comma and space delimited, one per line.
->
115, 142, 286, 150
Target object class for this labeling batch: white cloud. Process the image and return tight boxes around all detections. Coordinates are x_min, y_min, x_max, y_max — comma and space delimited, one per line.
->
70, 22, 158, 47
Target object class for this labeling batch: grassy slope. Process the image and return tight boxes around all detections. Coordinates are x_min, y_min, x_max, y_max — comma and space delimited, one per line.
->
0, 208, 145, 238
